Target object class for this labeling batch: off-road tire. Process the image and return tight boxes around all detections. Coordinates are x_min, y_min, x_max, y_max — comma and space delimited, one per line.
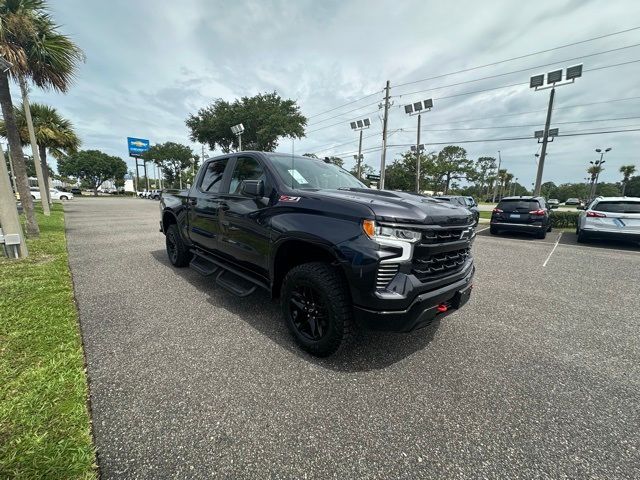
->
166, 224, 191, 267
281, 262, 354, 357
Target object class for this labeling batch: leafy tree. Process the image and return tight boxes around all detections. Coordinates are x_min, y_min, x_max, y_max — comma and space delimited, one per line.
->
433, 146, 472, 194
466, 156, 496, 198
350, 163, 375, 185
385, 151, 436, 192
595, 182, 620, 197
619, 165, 637, 195
142, 142, 196, 189
625, 175, 640, 197
0, 102, 80, 192
186, 92, 306, 153
58, 150, 127, 196
325, 156, 344, 167
540, 181, 558, 199
0, 0, 84, 235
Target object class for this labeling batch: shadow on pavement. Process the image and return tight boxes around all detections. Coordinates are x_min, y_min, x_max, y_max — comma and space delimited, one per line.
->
151, 249, 440, 372
477, 228, 556, 243
559, 232, 640, 252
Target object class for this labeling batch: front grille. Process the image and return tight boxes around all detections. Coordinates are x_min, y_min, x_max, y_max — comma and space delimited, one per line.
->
376, 263, 399, 289
412, 247, 470, 281
421, 228, 466, 244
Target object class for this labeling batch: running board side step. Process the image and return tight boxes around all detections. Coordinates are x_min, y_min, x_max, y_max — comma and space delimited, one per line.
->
189, 249, 268, 297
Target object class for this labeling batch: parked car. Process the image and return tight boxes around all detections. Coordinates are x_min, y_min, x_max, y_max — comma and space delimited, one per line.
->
565, 198, 582, 206
576, 197, 640, 244
149, 189, 161, 200
30, 188, 74, 201
70, 187, 82, 196
547, 198, 560, 209
434, 195, 480, 225
160, 152, 476, 356
490, 196, 551, 239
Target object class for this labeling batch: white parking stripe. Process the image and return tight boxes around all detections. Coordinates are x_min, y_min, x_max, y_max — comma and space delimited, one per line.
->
543, 232, 563, 267
476, 226, 490, 234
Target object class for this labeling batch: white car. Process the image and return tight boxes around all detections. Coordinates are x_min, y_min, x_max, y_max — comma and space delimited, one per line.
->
577, 196, 640, 244
30, 187, 74, 201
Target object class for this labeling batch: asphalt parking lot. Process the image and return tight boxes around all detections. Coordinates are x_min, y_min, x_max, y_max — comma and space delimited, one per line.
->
64, 197, 640, 479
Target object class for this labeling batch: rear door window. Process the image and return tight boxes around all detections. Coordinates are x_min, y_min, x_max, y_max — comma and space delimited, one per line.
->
593, 201, 640, 214
497, 199, 540, 212
199, 158, 229, 193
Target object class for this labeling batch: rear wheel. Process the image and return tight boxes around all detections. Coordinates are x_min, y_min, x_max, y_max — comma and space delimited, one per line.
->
536, 228, 547, 239
281, 262, 354, 357
577, 228, 588, 244
489, 225, 499, 235
60, 195, 68, 200
165, 224, 191, 267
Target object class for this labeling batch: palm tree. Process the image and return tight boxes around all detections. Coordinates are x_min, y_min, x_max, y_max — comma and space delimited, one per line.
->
0, 0, 84, 235
0, 103, 80, 188
619, 165, 636, 196
497, 169, 508, 198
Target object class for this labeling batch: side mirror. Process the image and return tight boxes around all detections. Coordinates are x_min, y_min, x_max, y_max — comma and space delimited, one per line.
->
242, 179, 264, 197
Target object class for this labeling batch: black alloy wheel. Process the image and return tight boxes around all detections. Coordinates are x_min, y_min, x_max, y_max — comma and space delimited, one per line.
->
289, 284, 330, 341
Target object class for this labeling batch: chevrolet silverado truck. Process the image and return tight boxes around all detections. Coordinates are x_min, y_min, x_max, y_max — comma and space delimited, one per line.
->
160, 151, 476, 356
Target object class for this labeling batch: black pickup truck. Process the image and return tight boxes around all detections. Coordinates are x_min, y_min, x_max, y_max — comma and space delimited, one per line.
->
160, 151, 475, 356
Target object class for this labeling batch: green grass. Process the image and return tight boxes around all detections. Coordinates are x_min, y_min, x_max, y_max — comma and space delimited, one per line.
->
0, 204, 97, 479
479, 211, 492, 219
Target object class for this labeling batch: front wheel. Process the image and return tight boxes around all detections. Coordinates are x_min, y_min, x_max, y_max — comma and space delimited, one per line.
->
281, 262, 354, 357
165, 224, 191, 267
60, 195, 68, 200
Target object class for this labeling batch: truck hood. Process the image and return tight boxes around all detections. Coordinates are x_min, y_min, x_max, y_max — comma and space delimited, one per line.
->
304, 188, 473, 226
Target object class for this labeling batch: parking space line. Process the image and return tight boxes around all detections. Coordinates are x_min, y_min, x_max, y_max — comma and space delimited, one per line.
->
543, 232, 563, 267
476, 226, 490, 234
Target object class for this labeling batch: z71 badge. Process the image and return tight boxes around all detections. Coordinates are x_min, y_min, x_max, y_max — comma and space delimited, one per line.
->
279, 195, 301, 202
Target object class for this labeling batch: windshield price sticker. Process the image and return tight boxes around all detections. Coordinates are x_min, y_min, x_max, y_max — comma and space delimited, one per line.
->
287, 169, 309, 184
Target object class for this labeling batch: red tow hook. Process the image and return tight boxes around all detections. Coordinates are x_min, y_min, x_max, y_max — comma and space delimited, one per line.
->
437, 304, 448, 313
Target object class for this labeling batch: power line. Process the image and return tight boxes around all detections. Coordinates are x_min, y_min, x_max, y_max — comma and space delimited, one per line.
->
306, 109, 381, 134
304, 27, 640, 123
391, 43, 640, 100
306, 90, 383, 119
307, 100, 381, 126
393, 26, 640, 88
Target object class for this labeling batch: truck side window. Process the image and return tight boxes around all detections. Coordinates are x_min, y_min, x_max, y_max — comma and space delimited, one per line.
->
200, 158, 228, 193
229, 156, 265, 195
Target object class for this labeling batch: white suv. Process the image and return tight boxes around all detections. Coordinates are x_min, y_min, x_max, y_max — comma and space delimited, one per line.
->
577, 197, 640, 244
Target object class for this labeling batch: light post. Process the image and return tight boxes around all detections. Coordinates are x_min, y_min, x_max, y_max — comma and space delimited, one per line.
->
404, 99, 433, 193
349, 118, 370, 179
512, 177, 519, 196
589, 147, 611, 199
231, 123, 244, 152
492, 150, 502, 202
530, 64, 583, 195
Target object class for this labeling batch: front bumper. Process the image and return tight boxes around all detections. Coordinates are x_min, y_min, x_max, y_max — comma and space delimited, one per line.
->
353, 266, 474, 332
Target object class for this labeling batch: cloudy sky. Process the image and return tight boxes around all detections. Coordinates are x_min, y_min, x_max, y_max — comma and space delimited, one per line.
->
25, 0, 640, 186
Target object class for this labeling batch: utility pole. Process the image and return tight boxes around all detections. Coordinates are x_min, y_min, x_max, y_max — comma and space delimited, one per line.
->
379, 80, 391, 190
492, 150, 502, 202
0, 142, 28, 257
19, 77, 50, 215
534, 88, 555, 196
144, 160, 150, 191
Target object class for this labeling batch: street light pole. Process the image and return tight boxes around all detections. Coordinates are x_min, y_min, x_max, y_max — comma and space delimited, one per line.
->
349, 117, 370, 180
357, 129, 363, 178
379, 80, 391, 190
534, 87, 555, 196
416, 113, 421, 193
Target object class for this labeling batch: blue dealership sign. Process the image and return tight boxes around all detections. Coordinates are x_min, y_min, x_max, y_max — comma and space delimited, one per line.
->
127, 137, 150, 158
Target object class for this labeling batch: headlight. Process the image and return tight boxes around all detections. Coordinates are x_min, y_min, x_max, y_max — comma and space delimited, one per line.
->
362, 219, 421, 243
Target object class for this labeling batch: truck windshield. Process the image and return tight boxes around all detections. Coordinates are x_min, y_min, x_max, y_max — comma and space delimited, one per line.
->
269, 154, 367, 190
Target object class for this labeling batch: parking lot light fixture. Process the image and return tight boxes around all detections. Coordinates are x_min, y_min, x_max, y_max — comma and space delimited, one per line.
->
231, 124, 244, 151
530, 64, 583, 196
350, 118, 370, 179
404, 99, 433, 193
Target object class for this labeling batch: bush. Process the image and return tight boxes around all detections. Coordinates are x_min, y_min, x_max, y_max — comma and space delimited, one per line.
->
550, 210, 580, 228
